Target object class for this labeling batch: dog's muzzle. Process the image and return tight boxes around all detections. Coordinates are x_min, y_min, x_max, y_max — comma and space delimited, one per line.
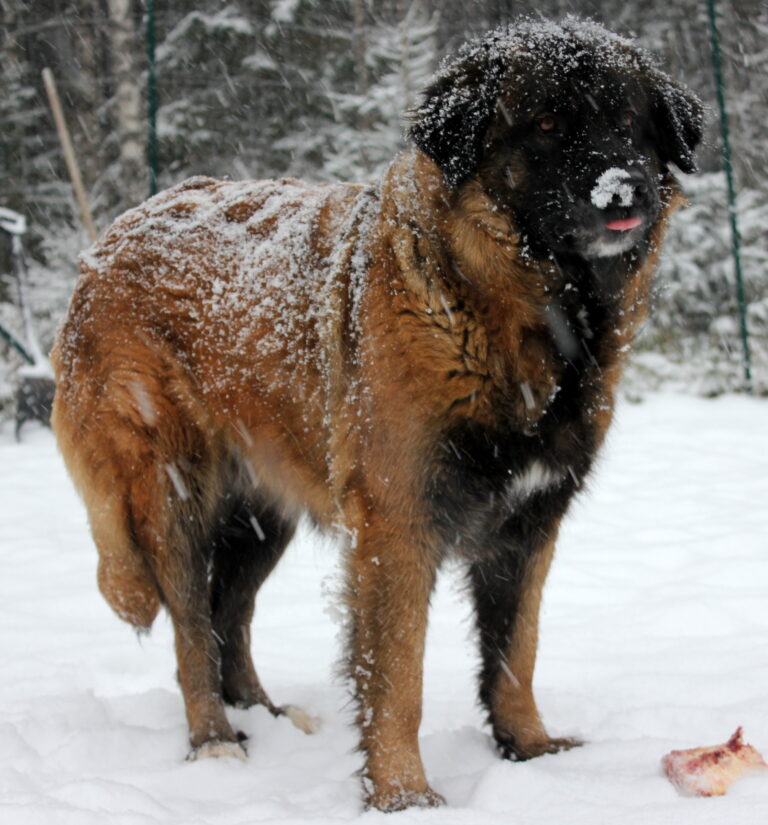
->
573, 168, 658, 259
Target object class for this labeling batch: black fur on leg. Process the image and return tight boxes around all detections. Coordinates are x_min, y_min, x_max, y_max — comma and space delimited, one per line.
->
467, 501, 570, 760
469, 545, 530, 723
209, 492, 296, 710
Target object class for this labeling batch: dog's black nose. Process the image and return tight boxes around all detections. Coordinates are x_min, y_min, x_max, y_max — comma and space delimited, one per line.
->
608, 172, 648, 207
590, 167, 652, 213
629, 173, 650, 205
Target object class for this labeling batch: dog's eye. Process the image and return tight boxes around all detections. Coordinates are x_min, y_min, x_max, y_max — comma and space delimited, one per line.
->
536, 114, 558, 133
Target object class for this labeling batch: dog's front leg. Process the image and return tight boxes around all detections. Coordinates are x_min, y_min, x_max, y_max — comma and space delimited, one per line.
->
470, 529, 581, 761
344, 519, 444, 812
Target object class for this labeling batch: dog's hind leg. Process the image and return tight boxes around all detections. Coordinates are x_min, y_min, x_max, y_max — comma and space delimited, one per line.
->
209, 495, 295, 713
53, 337, 246, 759
470, 529, 581, 761
125, 452, 249, 761
67, 423, 244, 758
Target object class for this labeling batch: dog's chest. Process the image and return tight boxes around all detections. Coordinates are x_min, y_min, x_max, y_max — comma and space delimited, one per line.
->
427, 362, 604, 555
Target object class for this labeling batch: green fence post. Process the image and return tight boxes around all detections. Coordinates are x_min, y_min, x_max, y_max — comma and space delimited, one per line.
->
706, 0, 753, 390
0, 322, 34, 366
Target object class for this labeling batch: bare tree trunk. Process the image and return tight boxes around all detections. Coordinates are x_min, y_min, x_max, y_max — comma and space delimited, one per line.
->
66, 0, 108, 207
398, 0, 438, 113
352, 0, 370, 172
107, 0, 146, 206
398, 0, 411, 111
0, 5, 22, 290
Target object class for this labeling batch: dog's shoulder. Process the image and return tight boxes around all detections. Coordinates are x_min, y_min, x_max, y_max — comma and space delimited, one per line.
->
368, 151, 562, 431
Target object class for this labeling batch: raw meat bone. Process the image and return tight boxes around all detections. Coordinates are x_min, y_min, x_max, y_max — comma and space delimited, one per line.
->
662, 727, 768, 797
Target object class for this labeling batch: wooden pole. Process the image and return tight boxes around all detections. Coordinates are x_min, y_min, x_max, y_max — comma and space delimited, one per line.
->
41, 67, 98, 243
146, 0, 158, 196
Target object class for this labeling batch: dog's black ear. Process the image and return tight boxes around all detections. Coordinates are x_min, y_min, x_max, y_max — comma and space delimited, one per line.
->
647, 70, 703, 174
408, 45, 506, 188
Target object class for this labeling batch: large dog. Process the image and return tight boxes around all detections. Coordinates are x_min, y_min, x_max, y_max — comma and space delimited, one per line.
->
52, 18, 701, 811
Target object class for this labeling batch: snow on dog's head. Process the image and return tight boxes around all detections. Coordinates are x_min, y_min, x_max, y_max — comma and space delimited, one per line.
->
409, 16, 702, 263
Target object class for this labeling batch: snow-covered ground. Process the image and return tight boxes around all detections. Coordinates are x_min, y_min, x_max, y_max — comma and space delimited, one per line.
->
1, 392, 768, 824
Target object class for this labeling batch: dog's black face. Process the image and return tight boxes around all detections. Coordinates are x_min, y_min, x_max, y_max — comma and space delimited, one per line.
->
488, 67, 661, 261
410, 18, 702, 264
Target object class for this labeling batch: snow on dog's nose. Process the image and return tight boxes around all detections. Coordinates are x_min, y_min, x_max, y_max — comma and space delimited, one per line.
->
591, 168, 637, 209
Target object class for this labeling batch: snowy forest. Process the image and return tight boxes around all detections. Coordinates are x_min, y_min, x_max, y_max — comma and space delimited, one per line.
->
1, 0, 767, 413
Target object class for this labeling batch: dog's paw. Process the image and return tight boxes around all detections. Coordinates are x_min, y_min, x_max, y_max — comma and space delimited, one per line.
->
281, 704, 322, 735
367, 786, 446, 813
498, 734, 582, 761
188, 739, 248, 762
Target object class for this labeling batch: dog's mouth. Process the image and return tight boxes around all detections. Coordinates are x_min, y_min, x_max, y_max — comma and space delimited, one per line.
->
516, 176, 659, 263
550, 191, 659, 260
518, 164, 660, 261
605, 216, 643, 232
553, 209, 649, 260
586, 207, 649, 257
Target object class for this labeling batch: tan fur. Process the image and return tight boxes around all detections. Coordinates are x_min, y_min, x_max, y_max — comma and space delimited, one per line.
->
52, 149, 683, 809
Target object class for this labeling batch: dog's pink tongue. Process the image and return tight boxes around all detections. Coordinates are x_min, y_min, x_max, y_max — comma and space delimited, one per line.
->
606, 217, 642, 231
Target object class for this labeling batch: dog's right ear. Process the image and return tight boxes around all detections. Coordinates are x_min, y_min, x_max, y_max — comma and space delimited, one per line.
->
647, 69, 703, 175
408, 45, 505, 188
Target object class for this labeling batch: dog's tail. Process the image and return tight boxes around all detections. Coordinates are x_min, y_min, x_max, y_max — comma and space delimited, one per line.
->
51, 336, 163, 632
55, 402, 162, 630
